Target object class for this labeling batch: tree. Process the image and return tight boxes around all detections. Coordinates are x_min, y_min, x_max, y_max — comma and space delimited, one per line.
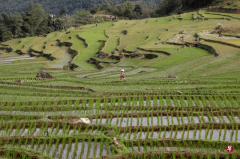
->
85, 3, 91, 11
53, 19, 63, 31
155, 0, 181, 16
124, 9, 132, 18
133, 4, 143, 19
115, 5, 124, 16
61, 14, 75, 30
2, 31, 12, 41
0, 2, 72, 41
60, 7, 66, 16
90, 9, 97, 14
142, 7, 150, 18
26, 3, 47, 34
10, 13, 23, 38
27, 3, 46, 19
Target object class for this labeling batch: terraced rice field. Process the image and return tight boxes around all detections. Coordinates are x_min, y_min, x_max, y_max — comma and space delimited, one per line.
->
0, 10, 240, 158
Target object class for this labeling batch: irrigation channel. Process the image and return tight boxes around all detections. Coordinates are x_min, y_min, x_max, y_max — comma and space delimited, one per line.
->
0, 95, 239, 158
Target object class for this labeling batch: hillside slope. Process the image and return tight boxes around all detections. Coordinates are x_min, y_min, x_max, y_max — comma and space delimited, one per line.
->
1, 10, 240, 77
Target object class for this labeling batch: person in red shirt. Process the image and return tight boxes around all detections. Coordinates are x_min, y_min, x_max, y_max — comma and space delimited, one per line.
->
120, 69, 126, 81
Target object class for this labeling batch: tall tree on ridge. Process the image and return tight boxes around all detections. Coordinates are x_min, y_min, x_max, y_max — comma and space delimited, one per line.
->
133, 4, 143, 19
60, 7, 66, 16
85, 2, 92, 11
27, 3, 46, 35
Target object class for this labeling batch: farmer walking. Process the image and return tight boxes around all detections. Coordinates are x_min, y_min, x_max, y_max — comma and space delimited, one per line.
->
120, 69, 126, 81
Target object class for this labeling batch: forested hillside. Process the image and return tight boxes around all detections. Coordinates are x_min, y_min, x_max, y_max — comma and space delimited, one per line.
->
0, 0, 161, 16
0, 0, 234, 42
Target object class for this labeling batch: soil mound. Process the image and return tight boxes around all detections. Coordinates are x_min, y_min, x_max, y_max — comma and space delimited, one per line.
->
179, 30, 186, 34
36, 71, 55, 79
98, 39, 106, 42
98, 51, 110, 58
111, 50, 118, 55
138, 71, 147, 74
168, 75, 178, 78
119, 50, 125, 55
216, 25, 224, 30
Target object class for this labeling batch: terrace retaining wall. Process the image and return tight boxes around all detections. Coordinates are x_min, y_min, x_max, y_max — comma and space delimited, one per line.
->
200, 38, 240, 48
166, 42, 219, 57
138, 48, 171, 56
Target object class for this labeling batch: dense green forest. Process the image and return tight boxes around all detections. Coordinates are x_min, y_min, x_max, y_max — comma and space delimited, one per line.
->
153, 0, 216, 16
0, 3, 103, 42
0, 0, 161, 16
93, 0, 219, 18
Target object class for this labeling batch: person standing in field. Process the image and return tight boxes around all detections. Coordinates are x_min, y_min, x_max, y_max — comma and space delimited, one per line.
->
120, 69, 126, 81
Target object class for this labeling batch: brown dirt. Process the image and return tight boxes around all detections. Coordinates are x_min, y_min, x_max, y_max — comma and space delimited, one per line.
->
36, 71, 55, 79
138, 71, 147, 74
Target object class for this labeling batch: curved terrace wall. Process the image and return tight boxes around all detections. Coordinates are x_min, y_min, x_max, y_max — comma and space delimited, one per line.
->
165, 42, 219, 57
200, 38, 240, 48
29, 48, 56, 61
57, 39, 81, 70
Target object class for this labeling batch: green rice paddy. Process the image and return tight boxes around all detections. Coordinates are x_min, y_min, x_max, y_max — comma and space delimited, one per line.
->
0, 10, 240, 159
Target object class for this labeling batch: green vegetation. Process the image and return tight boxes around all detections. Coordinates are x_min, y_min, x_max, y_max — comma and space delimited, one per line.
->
0, 7, 240, 159
0, 3, 103, 43
215, 0, 240, 9
0, 0, 161, 16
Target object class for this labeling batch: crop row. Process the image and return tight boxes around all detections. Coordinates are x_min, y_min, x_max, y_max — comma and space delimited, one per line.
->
103, 150, 239, 159
0, 96, 239, 107
0, 136, 114, 159
121, 127, 239, 142
0, 85, 90, 95
1, 105, 238, 112
0, 126, 99, 138
90, 111, 240, 127
122, 139, 240, 157
124, 138, 240, 153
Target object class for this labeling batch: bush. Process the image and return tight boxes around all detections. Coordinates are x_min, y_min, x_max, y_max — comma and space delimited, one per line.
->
6, 47, 13, 52
122, 30, 128, 35
194, 33, 200, 38
2, 31, 12, 42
